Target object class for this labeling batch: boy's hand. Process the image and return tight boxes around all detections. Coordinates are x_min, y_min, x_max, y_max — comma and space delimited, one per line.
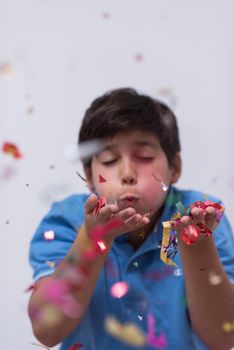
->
170, 201, 225, 245
84, 193, 150, 244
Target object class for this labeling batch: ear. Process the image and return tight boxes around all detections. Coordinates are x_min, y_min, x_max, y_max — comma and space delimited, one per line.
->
170, 153, 182, 184
84, 165, 95, 192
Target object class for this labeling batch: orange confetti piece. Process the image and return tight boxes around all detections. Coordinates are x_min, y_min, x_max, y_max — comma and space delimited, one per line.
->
2, 142, 22, 159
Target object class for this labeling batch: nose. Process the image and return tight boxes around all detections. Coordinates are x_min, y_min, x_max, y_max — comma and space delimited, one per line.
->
120, 159, 137, 185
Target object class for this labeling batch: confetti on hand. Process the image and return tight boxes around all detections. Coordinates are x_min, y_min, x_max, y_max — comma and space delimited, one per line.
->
2, 142, 22, 159
93, 196, 107, 215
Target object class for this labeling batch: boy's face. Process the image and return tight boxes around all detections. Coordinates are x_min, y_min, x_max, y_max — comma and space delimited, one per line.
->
85, 130, 181, 216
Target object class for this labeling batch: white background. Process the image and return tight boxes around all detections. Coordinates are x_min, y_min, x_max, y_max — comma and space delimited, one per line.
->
0, 1, 233, 349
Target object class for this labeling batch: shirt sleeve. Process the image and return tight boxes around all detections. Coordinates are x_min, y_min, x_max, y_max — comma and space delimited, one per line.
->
28, 194, 86, 282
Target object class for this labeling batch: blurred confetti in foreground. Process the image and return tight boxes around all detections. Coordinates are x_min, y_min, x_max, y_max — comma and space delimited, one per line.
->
105, 316, 146, 347
155, 86, 178, 109
44, 230, 55, 241
134, 53, 144, 62
0, 62, 15, 77
2, 142, 22, 159
110, 281, 129, 298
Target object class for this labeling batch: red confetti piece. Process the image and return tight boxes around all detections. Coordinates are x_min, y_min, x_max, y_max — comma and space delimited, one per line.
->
93, 196, 106, 215
69, 343, 84, 350
180, 224, 200, 245
2, 142, 22, 159
98, 174, 106, 183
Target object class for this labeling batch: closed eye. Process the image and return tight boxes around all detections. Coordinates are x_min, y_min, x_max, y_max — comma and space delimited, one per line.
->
101, 159, 117, 165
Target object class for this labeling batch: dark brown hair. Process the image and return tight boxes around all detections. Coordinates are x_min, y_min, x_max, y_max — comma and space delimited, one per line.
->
78, 88, 180, 167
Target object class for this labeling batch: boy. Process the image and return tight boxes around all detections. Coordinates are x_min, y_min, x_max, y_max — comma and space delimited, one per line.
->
28, 88, 234, 350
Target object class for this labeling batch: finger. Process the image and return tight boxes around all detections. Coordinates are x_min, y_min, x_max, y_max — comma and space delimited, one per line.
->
117, 207, 136, 222
205, 206, 218, 231
191, 207, 205, 225
98, 205, 118, 221
124, 213, 150, 230
84, 193, 99, 214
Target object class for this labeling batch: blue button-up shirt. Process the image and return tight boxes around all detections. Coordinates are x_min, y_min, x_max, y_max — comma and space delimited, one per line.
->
29, 186, 234, 350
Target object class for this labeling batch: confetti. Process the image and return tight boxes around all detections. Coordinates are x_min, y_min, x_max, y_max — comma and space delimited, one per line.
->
110, 281, 129, 298
93, 196, 106, 215
2, 142, 22, 159
97, 239, 108, 254
99, 174, 106, 183
152, 173, 168, 192
134, 54, 144, 62
160, 222, 177, 267
105, 316, 146, 347
175, 201, 186, 216
208, 271, 223, 285
44, 230, 55, 240
76, 171, 87, 182
222, 321, 234, 332
78, 139, 105, 161
101, 11, 110, 19
147, 313, 167, 349
0, 62, 14, 77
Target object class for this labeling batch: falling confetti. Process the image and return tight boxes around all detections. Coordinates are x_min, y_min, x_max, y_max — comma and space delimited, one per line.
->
208, 271, 223, 285
147, 313, 167, 349
2, 142, 22, 159
105, 316, 146, 347
134, 54, 144, 62
78, 139, 105, 161
152, 173, 168, 192
101, 11, 110, 19
0, 62, 14, 77
222, 321, 234, 332
76, 171, 87, 182
27, 106, 34, 115
44, 230, 55, 240
110, 281, 129, 298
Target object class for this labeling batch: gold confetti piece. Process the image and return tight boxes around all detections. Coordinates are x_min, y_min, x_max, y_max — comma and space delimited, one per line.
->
222, 321, 234, 332
203, 194, 209, 201
31, 342, 50, 349
0, 62, 14, 77
105, 316, 146, 347
160, 222, 177, 267
45, 260, 55, 268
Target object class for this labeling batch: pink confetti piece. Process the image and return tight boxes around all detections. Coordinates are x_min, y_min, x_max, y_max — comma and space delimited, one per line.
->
147, 314, 167, 349
101, 11, 110, 19
110, 281, 129, 298
97, 240, 108, 253
44, 230, 55, 240
134, 53, 144, 62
